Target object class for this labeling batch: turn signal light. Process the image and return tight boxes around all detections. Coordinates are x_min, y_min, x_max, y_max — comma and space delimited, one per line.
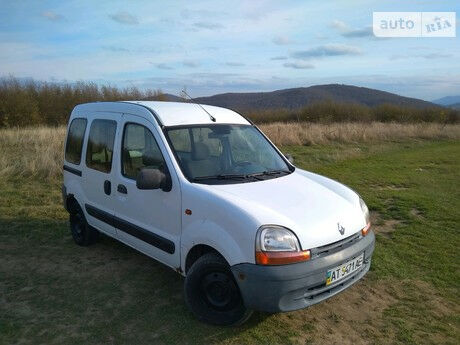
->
361, 222, 371, 236
256, 250, 311, 265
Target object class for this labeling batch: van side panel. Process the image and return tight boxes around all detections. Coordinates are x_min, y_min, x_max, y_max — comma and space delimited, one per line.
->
180, 183, 259, 269
64, 103, 154, 239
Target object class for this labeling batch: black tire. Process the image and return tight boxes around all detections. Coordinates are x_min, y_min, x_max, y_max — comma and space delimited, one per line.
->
184, 253, 253, 326
69, 202, 99, 246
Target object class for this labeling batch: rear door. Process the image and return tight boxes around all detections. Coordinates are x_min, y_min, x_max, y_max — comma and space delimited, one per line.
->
82, 114, 120, 237
112, 114, 182, 269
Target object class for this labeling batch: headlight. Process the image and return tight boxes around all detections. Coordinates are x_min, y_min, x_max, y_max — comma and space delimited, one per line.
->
359, 198, 371, 236
255, 225, 310, 265
257, 226, 300, 252
359, 197, 370, 224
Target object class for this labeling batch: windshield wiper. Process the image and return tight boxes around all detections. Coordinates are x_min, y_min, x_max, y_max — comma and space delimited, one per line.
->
246, 169, 291, 178
193, 170, 291, 182
193, 174, 249, 181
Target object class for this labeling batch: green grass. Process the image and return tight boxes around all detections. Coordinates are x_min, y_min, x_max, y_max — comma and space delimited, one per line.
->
1, 140, 459, 344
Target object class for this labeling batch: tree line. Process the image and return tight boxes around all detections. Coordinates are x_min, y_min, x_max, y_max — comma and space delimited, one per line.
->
245, 101, 459, 124
0, 76, 166, 127
0, 76, 458, 127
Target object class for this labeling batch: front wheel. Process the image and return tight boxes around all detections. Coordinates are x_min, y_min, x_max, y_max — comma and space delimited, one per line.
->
69, 203, 98, 246
184, 253, 253, 326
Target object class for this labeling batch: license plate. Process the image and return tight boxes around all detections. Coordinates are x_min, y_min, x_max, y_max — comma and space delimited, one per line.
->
326, 253, 364, 286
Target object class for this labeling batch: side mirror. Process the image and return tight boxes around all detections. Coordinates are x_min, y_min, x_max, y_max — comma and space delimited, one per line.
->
285, 153, 294, 164
136, 168, 166, 190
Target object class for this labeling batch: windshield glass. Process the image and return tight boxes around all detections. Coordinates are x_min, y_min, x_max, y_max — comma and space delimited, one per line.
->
165, 124, 291, 183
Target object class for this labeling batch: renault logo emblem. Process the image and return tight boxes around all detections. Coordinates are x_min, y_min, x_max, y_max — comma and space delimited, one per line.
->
338, 223, 345, 235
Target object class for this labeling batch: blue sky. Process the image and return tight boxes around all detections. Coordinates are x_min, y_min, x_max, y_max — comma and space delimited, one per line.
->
0, 0, 459, 100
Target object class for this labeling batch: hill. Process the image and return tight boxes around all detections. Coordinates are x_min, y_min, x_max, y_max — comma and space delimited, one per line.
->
192, 84, 438, 111
162, 93, 185, 102
432, 95, 460, 106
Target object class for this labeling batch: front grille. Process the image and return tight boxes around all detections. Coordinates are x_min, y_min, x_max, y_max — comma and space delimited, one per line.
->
310, 232, 362, 259
300, 259, 370, 302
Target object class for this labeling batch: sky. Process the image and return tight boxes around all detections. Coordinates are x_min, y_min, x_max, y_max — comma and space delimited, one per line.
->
0, 0, 459, 100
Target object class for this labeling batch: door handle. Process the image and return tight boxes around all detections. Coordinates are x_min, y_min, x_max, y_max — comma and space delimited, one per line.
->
117, 184, 128, 194
104, 180, 111, 195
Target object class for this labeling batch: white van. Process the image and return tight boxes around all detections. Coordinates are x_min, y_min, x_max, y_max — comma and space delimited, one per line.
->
62, 101, 375, 325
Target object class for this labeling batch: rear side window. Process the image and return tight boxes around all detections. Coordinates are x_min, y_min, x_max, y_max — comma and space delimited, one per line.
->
122, 123, 166, 179
86, 119, 117, 173
65, 118, 87, 164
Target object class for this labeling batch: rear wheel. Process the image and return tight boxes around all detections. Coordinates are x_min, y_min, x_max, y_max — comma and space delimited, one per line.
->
69, 202, 98, 246
185, 253, 253, 326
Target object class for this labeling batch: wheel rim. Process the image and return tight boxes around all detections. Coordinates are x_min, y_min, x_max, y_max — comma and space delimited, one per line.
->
200, 271, 239, 311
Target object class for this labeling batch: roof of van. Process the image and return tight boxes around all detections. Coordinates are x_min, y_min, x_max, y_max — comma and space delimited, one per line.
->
123, 101, 251, 127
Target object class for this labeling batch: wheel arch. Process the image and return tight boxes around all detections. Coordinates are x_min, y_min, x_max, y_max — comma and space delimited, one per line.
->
181, 220, 249, 274
65, 194, 80, 214
184, 244, 227, 274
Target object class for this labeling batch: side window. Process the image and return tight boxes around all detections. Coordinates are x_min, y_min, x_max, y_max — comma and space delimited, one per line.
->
65, 118, 87, 164
86, 119, 117, 173
122, 123, 166, 179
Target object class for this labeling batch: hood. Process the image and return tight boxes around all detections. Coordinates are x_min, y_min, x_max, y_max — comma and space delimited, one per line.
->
201, 169, 366, 250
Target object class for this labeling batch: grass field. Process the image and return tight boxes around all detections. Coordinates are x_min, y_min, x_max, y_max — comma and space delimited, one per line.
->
0, 128, 459, 344
1, 123, 459, 179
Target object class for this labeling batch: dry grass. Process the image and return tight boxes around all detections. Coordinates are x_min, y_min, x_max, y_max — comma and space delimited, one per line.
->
1, 122, 459, 179
260, 122, 460, 146
0, 126, 65, 179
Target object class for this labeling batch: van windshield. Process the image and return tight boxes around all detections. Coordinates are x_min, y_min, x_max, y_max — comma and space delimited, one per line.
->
165, 124, 292, 184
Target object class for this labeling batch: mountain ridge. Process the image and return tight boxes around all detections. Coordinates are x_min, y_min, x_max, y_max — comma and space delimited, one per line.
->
154, 84, 439, 111
432, 95, 460, 106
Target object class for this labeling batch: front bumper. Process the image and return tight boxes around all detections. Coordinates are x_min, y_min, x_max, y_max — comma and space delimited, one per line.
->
231, 230, 375, 313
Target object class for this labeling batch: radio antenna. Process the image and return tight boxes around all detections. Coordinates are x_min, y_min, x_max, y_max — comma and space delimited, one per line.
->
180, 88, 216, 122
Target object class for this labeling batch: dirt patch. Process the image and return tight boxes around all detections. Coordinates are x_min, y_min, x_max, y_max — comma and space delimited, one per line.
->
373, 184, 409, 191
409, 208, 424, 220
283, 277, 396, 345
282, 278, 459, 345
370, 212, 401, 238
373, 219, 401, 237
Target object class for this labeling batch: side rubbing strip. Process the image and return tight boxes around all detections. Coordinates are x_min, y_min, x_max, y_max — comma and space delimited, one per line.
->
63, 165, 82, 176
114, 217, 175, 254
85, 204, 116, 227
84, 204, 175, 254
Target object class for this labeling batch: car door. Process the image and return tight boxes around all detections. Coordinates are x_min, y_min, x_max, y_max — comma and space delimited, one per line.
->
82, 114, 119, 237
113, 114, 181, 269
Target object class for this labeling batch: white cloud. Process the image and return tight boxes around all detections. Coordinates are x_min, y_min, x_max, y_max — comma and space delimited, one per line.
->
183, 60, 200, 68
390, 53, 453, 60
102, 46, 130, 52
270, 56, 287, 60
109, 12, 139, 25
153, 63, 174, 70
331, 20, 373, 38
283, 61, 314, 69
192, 22, 224, 30
272, 35, 292, 45
292, 44, 362, 59
41, 11, 64, 21
331, 20, 348, 31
